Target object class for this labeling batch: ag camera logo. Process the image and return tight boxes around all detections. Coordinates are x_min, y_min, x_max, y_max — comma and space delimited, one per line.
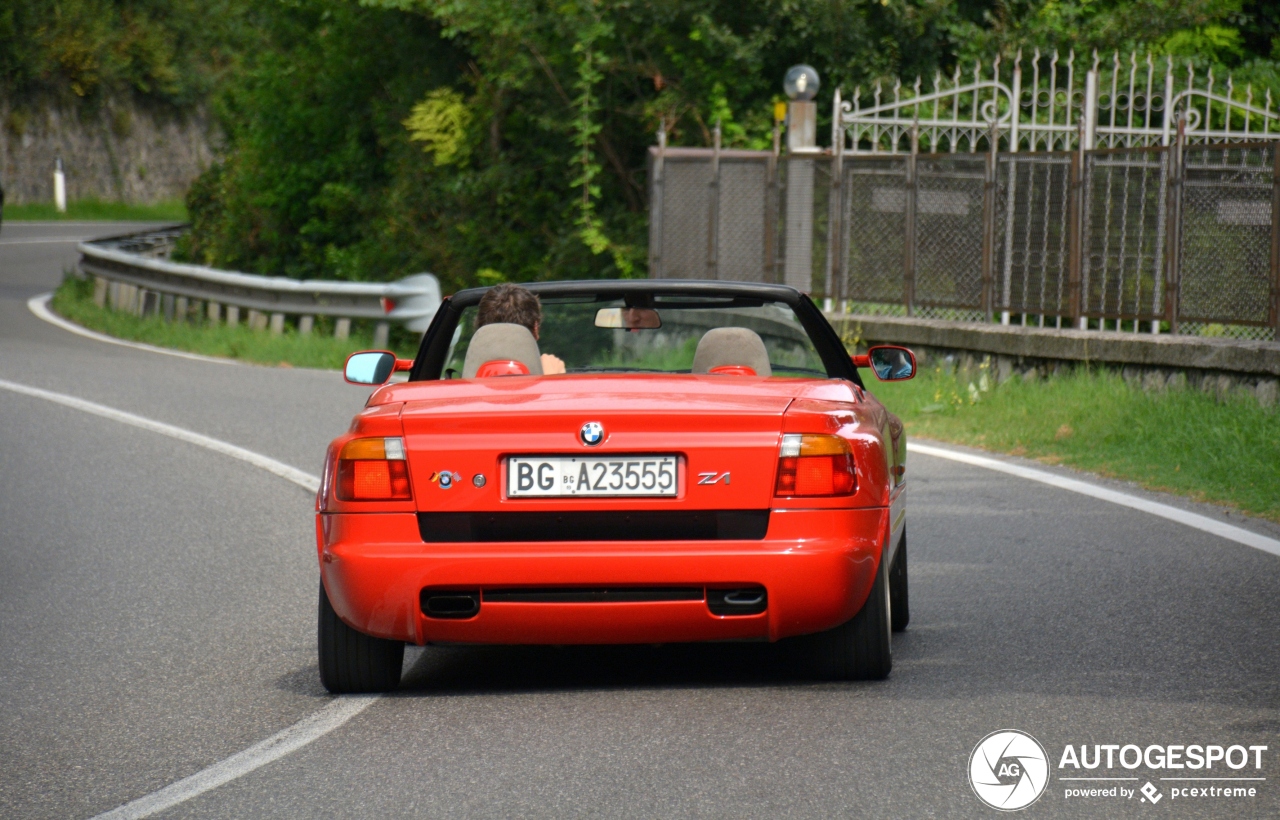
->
969, 730, 1050, 811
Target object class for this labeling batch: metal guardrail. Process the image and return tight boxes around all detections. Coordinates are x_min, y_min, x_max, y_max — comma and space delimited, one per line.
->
77, 226, 441, 346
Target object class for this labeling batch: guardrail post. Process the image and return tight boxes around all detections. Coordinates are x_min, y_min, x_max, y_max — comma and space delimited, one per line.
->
93, 277, 107, 308
373, 322, 389, 348
162, 293, 176, 322
270, 313, 285, 334
226, 305, 240, 326
299, 315, 314, 335
903, 123, 918, 317
335, 318, 351, 340
175, 296, 188, 321
208, 301, 221, 324
247, 310, 266, 331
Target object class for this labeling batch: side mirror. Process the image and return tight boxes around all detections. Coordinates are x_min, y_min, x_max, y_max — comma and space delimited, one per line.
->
852, 345, 916, 381
344, 351, 412, 385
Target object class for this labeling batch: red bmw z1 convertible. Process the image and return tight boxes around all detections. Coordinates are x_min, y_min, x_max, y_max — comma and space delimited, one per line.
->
317, 280, 915, 692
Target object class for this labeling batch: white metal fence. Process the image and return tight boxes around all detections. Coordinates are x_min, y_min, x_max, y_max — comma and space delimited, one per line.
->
649, 51, 1280, 341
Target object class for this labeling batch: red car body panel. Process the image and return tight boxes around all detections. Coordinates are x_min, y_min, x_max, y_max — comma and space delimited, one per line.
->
318, 374, 906, 646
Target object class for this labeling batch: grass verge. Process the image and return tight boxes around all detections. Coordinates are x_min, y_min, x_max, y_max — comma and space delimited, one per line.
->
51, 274, 417, 370
871, 363, 1280, 522
3, 199, 187, 222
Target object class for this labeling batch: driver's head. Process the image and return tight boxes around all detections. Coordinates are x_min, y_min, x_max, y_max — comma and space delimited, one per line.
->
476, 283, 542, 338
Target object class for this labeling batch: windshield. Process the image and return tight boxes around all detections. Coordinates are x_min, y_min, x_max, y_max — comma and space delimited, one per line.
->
442, 295, 829, 378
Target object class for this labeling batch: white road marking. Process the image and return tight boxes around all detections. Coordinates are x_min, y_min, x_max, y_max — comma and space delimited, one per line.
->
0, 378, 318, 492
908, 442, 1280, 558
28, 293, 239, 365
91, 696, 378, 820
0, 378, 378, 818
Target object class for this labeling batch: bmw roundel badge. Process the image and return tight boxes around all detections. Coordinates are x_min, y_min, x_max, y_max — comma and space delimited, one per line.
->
580, 421, 604, 446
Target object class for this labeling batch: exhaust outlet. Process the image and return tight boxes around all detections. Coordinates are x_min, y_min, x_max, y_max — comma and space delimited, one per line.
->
707, 587, 767, 616
421, 590, 480, 619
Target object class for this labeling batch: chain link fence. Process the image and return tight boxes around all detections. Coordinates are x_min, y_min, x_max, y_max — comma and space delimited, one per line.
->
649, 140, 1280, 340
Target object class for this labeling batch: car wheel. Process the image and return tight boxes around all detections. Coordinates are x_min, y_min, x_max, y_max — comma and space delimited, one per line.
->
318, 581, 404, 694
889, 528, 909, 633
811, 548, 893, 680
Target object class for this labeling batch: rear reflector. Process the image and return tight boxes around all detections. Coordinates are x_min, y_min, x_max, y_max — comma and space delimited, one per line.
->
337, 437, 411, 501
775, 434, 856, 497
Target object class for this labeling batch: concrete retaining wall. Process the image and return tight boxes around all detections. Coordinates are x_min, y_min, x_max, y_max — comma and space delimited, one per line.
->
828, 314, 1280, 407
1, 98, 216, 204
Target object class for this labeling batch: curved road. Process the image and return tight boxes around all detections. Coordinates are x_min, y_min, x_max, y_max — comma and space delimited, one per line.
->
2, 222, 1277, 818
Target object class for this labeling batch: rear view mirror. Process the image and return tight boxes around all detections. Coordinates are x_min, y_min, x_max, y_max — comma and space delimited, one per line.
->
595, 307, 662, 329
344, 351, 409, 385
854, 345, 916, 381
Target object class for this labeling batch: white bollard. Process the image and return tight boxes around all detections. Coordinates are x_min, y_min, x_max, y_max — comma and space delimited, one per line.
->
54, 158, 67, 213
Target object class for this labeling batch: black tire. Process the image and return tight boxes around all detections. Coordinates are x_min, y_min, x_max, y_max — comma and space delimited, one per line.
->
889, 528, 909, 633
318, 581, 404, 694
811, 548, 893, 680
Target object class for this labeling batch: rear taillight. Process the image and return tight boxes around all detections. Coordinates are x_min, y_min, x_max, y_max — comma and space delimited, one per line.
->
774, 434, 856, 497
337, 437, 412, 501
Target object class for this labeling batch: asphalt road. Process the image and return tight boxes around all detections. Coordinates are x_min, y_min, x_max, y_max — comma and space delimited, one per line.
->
1, 221, 1278, 819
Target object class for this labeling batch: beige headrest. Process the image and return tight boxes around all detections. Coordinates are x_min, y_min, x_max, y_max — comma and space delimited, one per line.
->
691, 327, 772, 377
462, 323, 544, 378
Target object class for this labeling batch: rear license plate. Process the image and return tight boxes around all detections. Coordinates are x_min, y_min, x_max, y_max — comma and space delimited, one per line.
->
507, 455, 678, 497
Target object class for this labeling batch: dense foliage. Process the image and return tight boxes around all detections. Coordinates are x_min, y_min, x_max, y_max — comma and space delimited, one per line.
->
0, 0, 259, 106
11, 1, 1278, 290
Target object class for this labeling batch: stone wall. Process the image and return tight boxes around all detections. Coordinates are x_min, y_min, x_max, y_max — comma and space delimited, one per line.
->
829, 314, 1280, 408
1, 97, 216, 204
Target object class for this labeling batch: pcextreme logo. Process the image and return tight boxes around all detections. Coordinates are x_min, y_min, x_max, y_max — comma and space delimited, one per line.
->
969, 730, 1051, 811
969, 731, 1270, 811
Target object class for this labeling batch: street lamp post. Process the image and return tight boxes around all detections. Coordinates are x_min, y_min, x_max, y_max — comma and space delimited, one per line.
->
783, 65, 820, 293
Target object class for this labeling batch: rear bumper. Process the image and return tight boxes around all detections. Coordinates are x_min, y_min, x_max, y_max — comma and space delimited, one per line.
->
318, 508, 888, 645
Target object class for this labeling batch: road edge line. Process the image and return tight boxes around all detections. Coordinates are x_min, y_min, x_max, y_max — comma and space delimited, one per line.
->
91, 696, 378, 820
907, 442, 1280, 558
27, 292, 240, 366
0, 377, 318, 492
